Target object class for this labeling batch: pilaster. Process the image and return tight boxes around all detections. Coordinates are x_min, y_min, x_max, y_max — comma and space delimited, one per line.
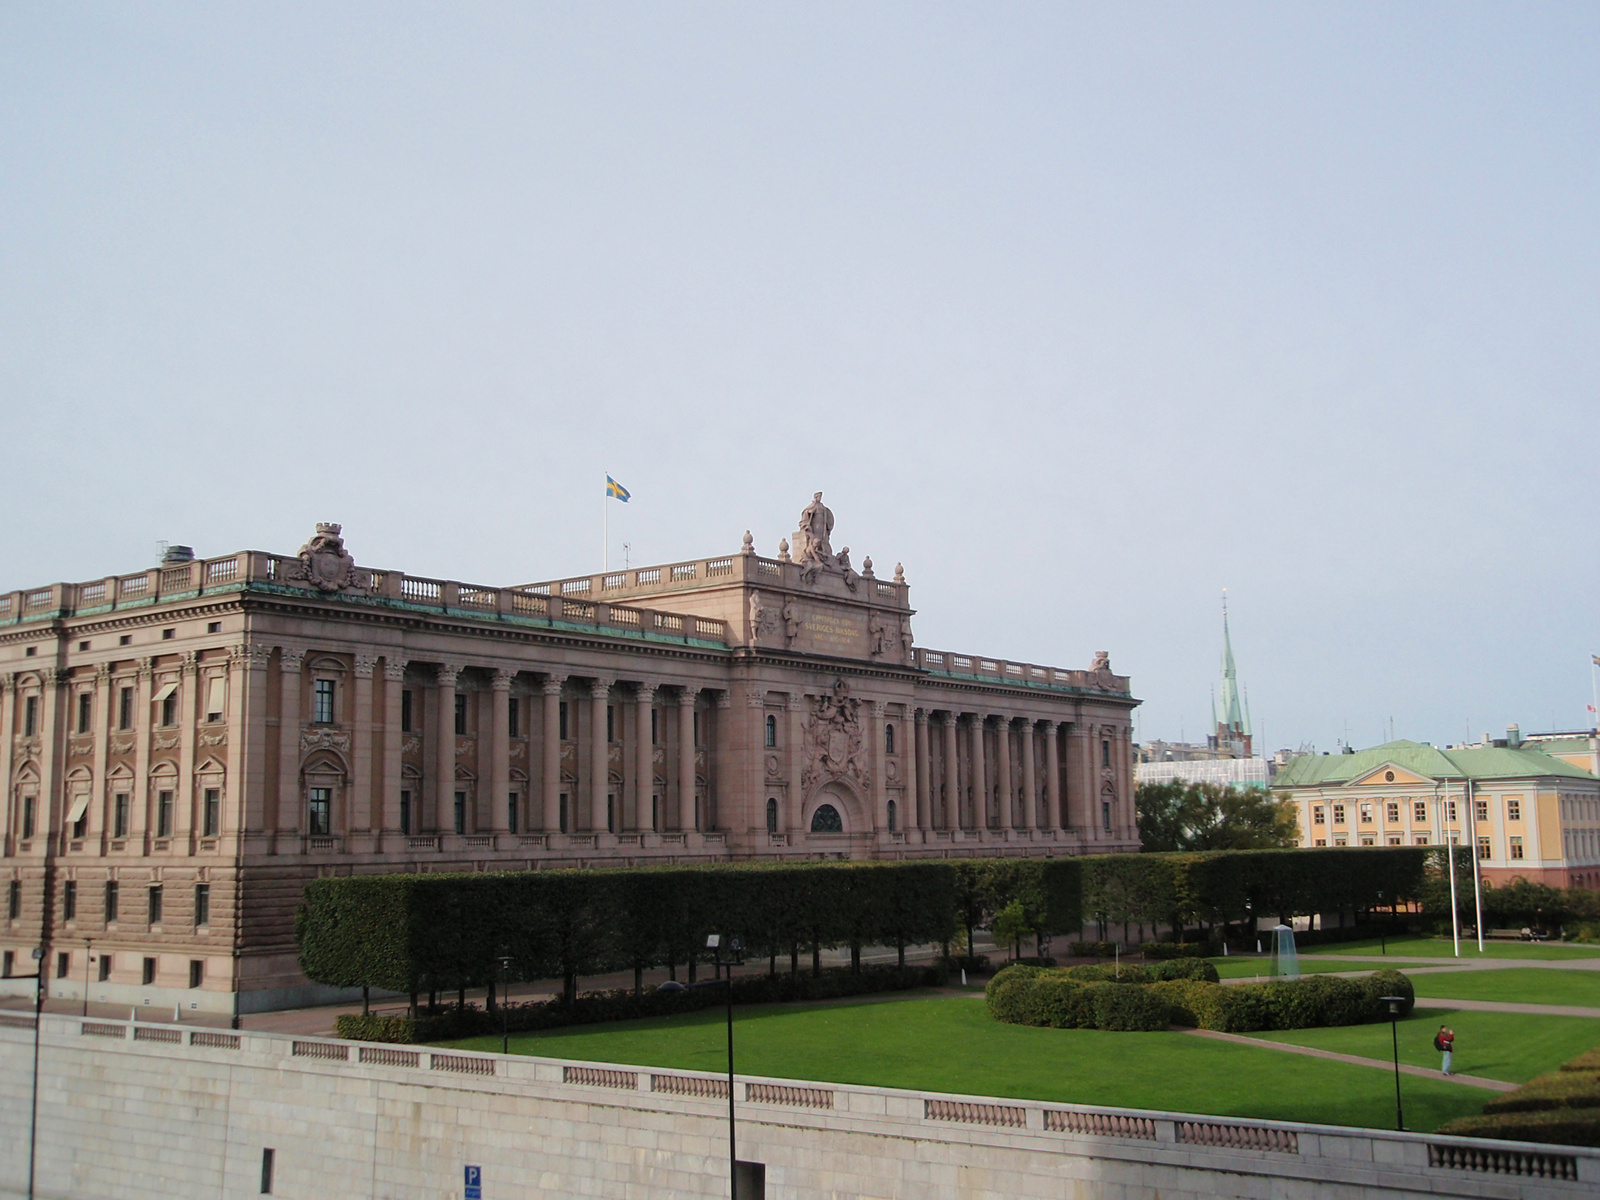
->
275, 648, 306, 841
380, 658, 406, 842
490, 669, 513, 833
350, 654, 377, 836
785, 693, 805, 835
634, 685, 656, 833
914, 708, 930, 833
589, 679, 611, 833
541, 676, 564, 833
996, 716, 1013, 832
435, 663, 460, 836
1043, 720, 1062, 832
677, 688, 697, 832
1020, 720, 1037, 831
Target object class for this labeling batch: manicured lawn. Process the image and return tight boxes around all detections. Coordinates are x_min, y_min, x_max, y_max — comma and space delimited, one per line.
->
1247, 1008, 1600, 1084
1411, 967, 1600, 1008
442, 994, 1485, 1132
1210, 957, 1397, 980
1301, 935, 1600, 961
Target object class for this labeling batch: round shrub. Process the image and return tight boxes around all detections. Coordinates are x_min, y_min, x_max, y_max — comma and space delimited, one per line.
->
985, 968, 1039, 1024
1089, 982, 1171, 1031
1066, 963, 1154, 984
1024, 976, 1095, 1028
1148, 978, 1219, 1027
1360, 969, 1415, 1019
1196, 985, 1269, 1033
1155, 958, 1220, 983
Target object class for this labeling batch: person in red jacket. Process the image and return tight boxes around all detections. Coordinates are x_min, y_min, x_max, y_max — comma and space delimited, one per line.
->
1434, 1025, 1455, 1075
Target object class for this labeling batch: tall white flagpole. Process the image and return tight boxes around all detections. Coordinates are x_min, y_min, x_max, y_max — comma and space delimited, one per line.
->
1444, 780, 1460, 958
1591, 654, 1599, 733
1469, 778, 1485, 953
603, 480, 609, 573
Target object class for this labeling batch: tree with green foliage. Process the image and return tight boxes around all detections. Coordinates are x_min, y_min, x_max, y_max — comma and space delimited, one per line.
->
992, 900, 1029, 960
1136, 780, 1299, 853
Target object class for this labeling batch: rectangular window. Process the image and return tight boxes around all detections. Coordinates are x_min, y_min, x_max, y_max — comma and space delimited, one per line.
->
1507, 798, 1522, 822
313, 680, 335, 724
1331, 804, 1345, 825
77, 691, 92, 734
1475, 798, 1489, 823
207, 621, 221, 634
1446, 800, 1457, 822
57, 951, 69, 979
72, 802, 88, 840
308, 787, 331, 836
606, 793, 615, 833
1509, 835, 1524, 860
23, 796, 36, 840
1312, 806, 1325, 825
206, 677, 225, 723
24, 695, 37, 737
1414, 834, 1430, 846
148, 885, 163, 925
400, 690, 413, 733
2, 951, 11, 977
651, 709, 658, 745
1333, 836, 1348, 846
189, 960, 204, 988
142, 956, 156, 986
453, 791, 466, 835
508, 697, 520, 740
203, 788, 220, 837
399, 790, 411, 835
161, 692, 178, 727
1101, 739, 1111, 767
63, 880, 76, 922
98, 953, 111, 982
1314, 838, 1326, 847
1101, 799, 1112, 831
1477, 836, 1492, 860
105, 881, 119, 922
156, 791, 172, 839
1414, 800, 1427, 823
194, 883, 210, 927
559, 702, 569, 741
119, 686, 134, 730
7, 881, 19, 919
559, 793, 569, 834
1385, 801, 1399, 823
1386, 834, 1401, 846
1359, 802, 1373, 824
260, 1148, 275, 1195
507, 791, 519, 834
454, 694, 467, 736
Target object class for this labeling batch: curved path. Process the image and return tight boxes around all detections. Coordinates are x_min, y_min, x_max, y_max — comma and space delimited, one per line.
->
1181, 1027, 1517, 1092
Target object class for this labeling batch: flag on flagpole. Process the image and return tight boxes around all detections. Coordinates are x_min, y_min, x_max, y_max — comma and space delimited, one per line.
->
1592, 654, 1600, 667
606, 475, 631, 502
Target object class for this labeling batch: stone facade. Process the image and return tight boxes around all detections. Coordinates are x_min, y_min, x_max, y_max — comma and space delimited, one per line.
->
0, 498, 1140, 1013
1, 1015, 1592, 1200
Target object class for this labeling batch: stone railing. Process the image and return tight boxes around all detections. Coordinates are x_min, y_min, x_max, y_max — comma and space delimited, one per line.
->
0, 551, 729, 647
10, 1013, 1590, 1197
914, 648, 1132, 695
517, 553, 910, 609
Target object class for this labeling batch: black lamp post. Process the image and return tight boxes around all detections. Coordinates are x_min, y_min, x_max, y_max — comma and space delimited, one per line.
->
1380, 995, 1407, 1130
27, 944, 45, 1200
1376, 892, 1386, 956
496, 954, 513, 1056
706, 933, 743, 1199
82, 937, 93, 1017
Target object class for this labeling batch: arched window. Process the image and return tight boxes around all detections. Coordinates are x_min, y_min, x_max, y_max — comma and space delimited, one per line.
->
810, 804, 843, 833
885, 724, 895, 755
765, 715, 777, 748
887, 799, 897, 832
766, 798, 778, 834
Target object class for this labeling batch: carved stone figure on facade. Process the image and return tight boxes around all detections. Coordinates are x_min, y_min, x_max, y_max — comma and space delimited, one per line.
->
900, 616, 915, 663
835, 546, 859, 592
802, 678, 868, 795
287, 523, 359, 593
793, 492, 835, 567
1091, 650, 1112, 679
867, 611, 892, 657
781, 596, 800, 646
748, 590, 779, 641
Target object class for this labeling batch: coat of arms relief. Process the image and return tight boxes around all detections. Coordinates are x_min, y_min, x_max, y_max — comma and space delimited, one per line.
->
801, 679, 869, 796
285, 523, 361, 593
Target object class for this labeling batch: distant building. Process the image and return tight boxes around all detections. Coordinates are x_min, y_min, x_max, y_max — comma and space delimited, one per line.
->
1273, 736, 1600, 891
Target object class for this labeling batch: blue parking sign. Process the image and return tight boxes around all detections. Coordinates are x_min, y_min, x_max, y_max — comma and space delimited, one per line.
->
464, 1165, 482, 1200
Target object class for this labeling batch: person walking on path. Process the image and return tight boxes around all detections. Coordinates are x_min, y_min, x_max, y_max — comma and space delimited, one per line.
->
1434, 1025, 1455, 1075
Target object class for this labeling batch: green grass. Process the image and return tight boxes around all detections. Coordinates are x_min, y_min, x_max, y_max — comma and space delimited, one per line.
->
1209, 958, 1398, 980
442, 994, 1485, 1132
1246, 1008, 1600, 1084
1301, 935, 1600, 961
1411, 967, 1600, 1007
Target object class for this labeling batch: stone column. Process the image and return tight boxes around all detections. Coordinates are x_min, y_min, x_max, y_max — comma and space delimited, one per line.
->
233, 645, 271, 838
589, 679, 611, 832
677, 688, 697, 832
133, 660, 154, 844
941, 712, 959, 830
914, 708, 930, 833
785, 693, 805, 834
541, 676, 564, 832
1067, 722, 1093, 838
996, 717, 1013, 831
177, 652, 198, 841
901, 707, 918, 835
381, 658, 406, 839
435, 664, 460, 835
276, 648, 305, 837
490, 669, 513, 833
1020, 720, 1038, 831
1043, 720, 1062, 832
870, 701, 888, 833
37, 668, 64, 844
0, 676, 13, 849
634, 685, 656, 833
351, 654, 376, 835
90, 665, 111, 840
969, 714, 987, 831
711, 690, 733, 832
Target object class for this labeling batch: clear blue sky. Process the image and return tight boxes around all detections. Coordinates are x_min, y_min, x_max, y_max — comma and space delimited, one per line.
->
2, 4, 1596, 753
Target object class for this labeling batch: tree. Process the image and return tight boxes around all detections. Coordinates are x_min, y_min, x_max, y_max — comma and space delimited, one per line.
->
992, 901, 1029, 961
1136, 781, 1299, 852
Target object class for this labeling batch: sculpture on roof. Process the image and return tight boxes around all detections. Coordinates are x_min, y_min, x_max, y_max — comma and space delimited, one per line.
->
793, 492, 836, 569
287, 523, 359, 593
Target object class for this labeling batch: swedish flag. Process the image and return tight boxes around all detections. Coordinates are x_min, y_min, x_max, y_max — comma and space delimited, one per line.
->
606, 475, 631, 502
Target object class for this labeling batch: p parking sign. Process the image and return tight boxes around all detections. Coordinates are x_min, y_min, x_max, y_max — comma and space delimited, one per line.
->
464, 1165, 482, 1200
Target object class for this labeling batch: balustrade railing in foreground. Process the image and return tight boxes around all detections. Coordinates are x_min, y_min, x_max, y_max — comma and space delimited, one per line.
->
1, 1013, 1585, 1194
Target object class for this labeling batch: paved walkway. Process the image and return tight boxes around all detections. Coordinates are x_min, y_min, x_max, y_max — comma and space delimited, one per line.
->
1411, 997, 1600, 1019
1183, 1028, 1517, 1092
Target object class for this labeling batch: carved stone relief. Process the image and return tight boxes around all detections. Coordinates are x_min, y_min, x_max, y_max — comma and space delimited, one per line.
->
284, 523, 361, 593
801, 678, 869, 796
300, 728, 351, 754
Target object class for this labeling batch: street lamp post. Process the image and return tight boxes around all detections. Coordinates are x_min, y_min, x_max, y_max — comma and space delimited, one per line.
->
496, 954, 513, 1056
82, 938, 93, 1017
1380, 996, 1407, 1131
706, 933, 743, 1199
27, 944, 45, 1200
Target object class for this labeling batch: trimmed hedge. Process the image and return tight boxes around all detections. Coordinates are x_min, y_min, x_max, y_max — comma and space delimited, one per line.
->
987, 964, 1409, 1033
1142, 942, 1211, 960
1483, 1071, 1600, 1116
336, 963, 946, 1043
1436, 1109, 1600, 1148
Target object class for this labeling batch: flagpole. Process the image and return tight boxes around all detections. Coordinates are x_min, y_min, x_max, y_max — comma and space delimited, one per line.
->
1444, 779, 1460, 958
1469, 778, 1484, 953
604, 483, 609, 573
1591, 654, 1598, 734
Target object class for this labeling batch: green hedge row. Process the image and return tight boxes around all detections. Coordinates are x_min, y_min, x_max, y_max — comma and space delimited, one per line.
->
1440, 1042, 1600, 1147
986, 964, 1415, 1033
335, 964, 946, 1043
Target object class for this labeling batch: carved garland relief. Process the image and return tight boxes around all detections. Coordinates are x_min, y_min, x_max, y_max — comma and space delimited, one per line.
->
801, 679, 869, 797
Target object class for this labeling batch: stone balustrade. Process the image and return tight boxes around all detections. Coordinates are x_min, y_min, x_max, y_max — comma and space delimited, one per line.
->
517, 553, 911, 609
913, 647, 1132, 695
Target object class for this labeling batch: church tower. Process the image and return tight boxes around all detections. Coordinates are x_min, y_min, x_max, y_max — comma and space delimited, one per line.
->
1210, 592, 1252, 756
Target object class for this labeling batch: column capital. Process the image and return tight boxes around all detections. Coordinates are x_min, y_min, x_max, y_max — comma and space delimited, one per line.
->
94, 663, 113, 684
490, 669, 515, 692
178, 651, 199, 674
541, 675, 566, 696
635, 682, 657, 702
230, 643, 273, 671
786, 693, 805, 712
1039, 718, 1058, 734
589, 677, 612, 699
137, 658, 156, 682
353, 653, 379, 679
382, 656, 407, 681
280, 646, 308, 673
914, 707, 928, 727
677, 687, 698, 708
745, 691, 766, 710
869, 701, 887, 719
714, 691, 731, 710
41, 666, 68, 688
436, 663, 462, 688
0, 672, 13, 695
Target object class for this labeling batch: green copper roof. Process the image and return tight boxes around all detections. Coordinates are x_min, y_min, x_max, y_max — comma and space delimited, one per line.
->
1273, 739, 1597, 788
1217, 602, 1247, 736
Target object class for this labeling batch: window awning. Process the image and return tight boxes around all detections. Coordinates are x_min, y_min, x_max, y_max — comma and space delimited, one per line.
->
152, 682, 178, 703
206, 678, 226, 717
66, 794, 91, 825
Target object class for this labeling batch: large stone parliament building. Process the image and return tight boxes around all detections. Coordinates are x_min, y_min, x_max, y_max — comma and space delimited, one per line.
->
1, 496, 1139, 1013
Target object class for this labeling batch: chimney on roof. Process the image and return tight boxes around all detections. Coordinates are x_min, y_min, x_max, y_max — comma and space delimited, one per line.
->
1480, 733, 1490, 746
161, 544, 194, 565
1506, 723, 1521, 749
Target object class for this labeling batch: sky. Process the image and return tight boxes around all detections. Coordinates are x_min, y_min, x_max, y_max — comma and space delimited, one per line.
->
1, 4, 1596, 754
